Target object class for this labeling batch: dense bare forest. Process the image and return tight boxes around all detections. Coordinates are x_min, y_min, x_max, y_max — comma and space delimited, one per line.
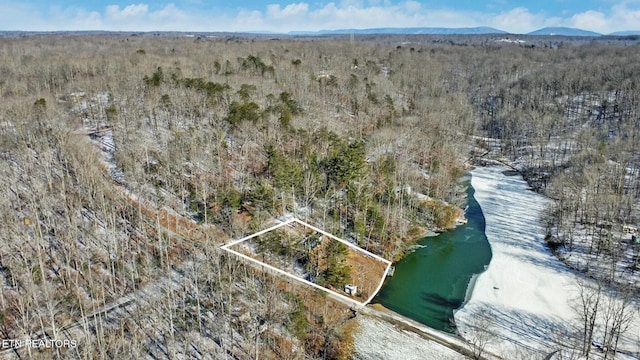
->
0, 34, 639, 358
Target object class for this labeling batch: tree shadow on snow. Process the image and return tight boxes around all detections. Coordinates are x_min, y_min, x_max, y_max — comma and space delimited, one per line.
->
489, 227, 575, 274
459, 303, 581, 356
506, 249, 574, 275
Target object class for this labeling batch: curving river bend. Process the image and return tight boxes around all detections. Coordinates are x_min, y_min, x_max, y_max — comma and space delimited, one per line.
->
373, 176, 492, 332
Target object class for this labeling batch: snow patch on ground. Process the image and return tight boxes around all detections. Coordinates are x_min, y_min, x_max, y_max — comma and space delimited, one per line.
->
353, 315, 467, 360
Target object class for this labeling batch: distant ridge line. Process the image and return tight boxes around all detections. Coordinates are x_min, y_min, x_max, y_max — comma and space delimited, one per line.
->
288, 26, 507, 36
2, 27, 640, 37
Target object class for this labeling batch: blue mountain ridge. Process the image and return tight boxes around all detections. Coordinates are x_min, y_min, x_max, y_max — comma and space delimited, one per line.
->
609, 30, 640, 36
288, 26, 506, 35
286, 26, 636, 37
526, 27, 601, 36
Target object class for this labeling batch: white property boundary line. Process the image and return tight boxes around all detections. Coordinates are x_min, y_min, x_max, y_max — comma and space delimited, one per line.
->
220, 218, 392, 307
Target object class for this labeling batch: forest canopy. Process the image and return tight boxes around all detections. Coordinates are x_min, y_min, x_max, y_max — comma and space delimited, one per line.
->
0, 34, 639, 358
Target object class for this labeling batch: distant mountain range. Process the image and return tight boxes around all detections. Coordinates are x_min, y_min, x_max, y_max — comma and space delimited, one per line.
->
3, 27, 640, 38
609, 30, 640, 36
287, 26, 640, 37
288, 26, 507, 36
526, 27, 602, 36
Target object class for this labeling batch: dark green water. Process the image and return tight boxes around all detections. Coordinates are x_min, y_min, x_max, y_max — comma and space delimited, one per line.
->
373, 180, 491, 332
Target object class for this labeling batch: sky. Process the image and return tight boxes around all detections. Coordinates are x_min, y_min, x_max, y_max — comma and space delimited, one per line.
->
1, 0, 640, 34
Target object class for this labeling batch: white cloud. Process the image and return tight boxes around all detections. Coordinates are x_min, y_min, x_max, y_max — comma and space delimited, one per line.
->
340, 0, 365, 8
610, 2, 640, 31
491, 7, 549, 33
0, 1, 639, 34
557, 2, 640, 33
0, 1, 42, 30
71, 10, 104, 30
404, 1, 422, 13
151, 4, 187, 20
231, 9, 266, 31
267, 3, 310, 19
570, 10, 608, 32
106, 4, 149, 21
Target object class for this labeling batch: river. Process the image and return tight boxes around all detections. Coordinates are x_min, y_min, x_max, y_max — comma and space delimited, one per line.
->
373, 176, 492, 332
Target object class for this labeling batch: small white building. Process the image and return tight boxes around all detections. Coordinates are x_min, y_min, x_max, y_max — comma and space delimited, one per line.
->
623, 225, 638, 235
344, 284, 358, 296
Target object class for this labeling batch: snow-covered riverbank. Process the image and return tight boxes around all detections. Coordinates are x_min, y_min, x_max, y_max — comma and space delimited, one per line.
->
353, 314, 467, 360
353, 166, 639, 359
454, 166, 640, 358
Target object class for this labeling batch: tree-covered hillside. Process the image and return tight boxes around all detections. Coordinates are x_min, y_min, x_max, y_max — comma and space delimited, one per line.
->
0, 35, 639, 358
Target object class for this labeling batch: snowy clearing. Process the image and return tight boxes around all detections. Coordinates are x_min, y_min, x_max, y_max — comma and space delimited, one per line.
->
353, 315, 467, 360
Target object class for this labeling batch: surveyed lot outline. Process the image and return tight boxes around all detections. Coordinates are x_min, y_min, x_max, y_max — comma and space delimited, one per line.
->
220, 218, 392, 307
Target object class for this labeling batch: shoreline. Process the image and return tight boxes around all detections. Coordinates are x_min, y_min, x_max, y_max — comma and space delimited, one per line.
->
453, 165, 561, 356
459, 270, 483, 310
377, 173, 490, 333
356, 165, 637, 359
453, 166, 640, 358
354, 303, 484, 360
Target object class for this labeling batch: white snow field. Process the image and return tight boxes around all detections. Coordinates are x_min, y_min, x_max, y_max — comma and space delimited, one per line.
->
353, 315, 467, 360
454, 166, 640, 359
